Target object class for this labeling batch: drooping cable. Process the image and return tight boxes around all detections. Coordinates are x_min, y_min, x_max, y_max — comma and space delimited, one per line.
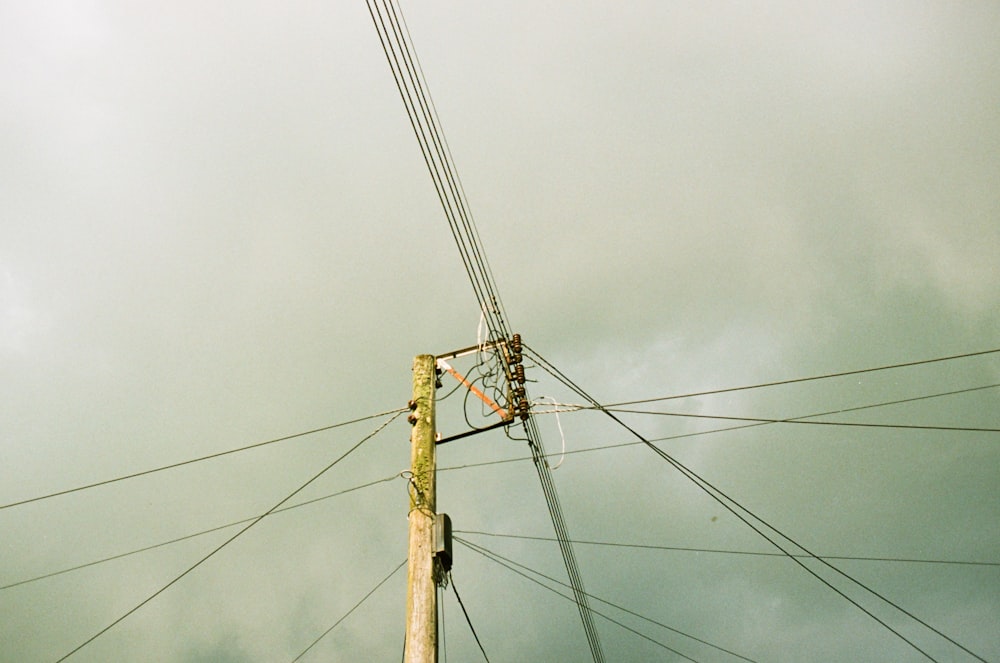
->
457, 536, 759, 663
365, 0, 510, 343
290, 559, 406, 662
1, 407, 407, 511
597, 406, 1000, 434
603, 347, 1000, 407
526, 346, 990, 663
2, 474, 402, 591
520, 412, 606, 662
367, 3, 603, 659
449, 572, 490, 662
536, 382, 1000, 435
456, 530, 1000, 568
456, 537, 706, 663
439, 381, 1000, 473
54, 410, 405, 662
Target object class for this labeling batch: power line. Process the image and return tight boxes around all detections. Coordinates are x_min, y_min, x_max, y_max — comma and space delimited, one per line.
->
457, 536, 761, 663
516, 413, 607, 662
599, 406, 1000, 434
1, 474, 401, 591
527, 346, 990, 663
54, 410, 405, 662
456, 537, 708, 663
291, 559, 406, 663
448, 572, 490, 662
367, 3, 607, 658
366, 0, 510, 343
438, 382, 1000, 473
598, 347, 1000, 407
455, 530, 1000, 568
1, 407, 407, 511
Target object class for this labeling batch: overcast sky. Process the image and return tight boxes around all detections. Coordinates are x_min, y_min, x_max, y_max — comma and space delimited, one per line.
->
2, 1, 998, 661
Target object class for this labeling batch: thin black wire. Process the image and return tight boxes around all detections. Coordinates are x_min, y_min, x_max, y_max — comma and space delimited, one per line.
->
522, 411, 607, 663
367, 4, 600, 657
395, 3, 512, 339
440, 583, 447, 663
456, 537, 705, 663
457, 536, 759, 663
290, 559, 406, 662
1, 407, 406, 511
54, 410, 405, 662
366, 0, 510, 342
2, 474, 401, 591
601, 347, 1000, 406
456, 530, 1000, 568
366, 0, 491, 331
385, 0, 509, 340
577, 382, 1000, 434
527, 346, 990, 663
439, 381, 1000, 476
600, 406, 1000, 434
449, 572, 490, 662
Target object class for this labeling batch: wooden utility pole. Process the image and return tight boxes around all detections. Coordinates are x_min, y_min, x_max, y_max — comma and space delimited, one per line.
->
405, 354, 437, 663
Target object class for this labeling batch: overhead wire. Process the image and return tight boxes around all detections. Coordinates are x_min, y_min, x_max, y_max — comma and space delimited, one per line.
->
456, 537, 707, 663
455, 530, 1000, 568
366, 0, 510, 342
601, 346, 1000, 407
54, 410, 405, 662
534, 383, 1000, 435
1, 473, 402, 591
457, 536, 760, 663
597, 407, 1000, 434
439, 381, 1000, 474
526, 345, 990, 663
449, 572, 491, 662
290, 559, 406, 663
518, 412, 607, 662
1, 407, 407, 511
367, 2, 604, 659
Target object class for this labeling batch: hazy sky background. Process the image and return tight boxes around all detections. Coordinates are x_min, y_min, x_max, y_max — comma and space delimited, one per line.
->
2, 1, 998, 661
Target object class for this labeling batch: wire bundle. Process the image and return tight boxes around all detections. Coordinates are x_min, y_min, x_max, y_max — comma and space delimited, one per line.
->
366, 0, 511, 345
367, 2, 606, 660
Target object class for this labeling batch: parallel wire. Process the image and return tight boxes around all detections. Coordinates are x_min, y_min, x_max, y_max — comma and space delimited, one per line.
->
439, 381, 1000, 480
54, 411, 405, 662
537, 383, 1000, 435
456, 530, 1000, 569
290, 559, 406, 662
366, 0, 509, 341
599, 407, 1000, 434
519, 413, 607, 662
456, 536, 758, 663
1, 475, 401, 591
449, 572, 491, 662
367, 2, 602, 659
603, 347, 1000, 407
527, 345, 990, 663
456, 537, 704, 663
1, 407, 406, 511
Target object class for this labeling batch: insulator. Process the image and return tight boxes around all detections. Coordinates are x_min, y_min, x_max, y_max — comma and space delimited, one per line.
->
511, 333, 522, 354
513, 386, 526, 400
510, 352, 523, 366
515, 364, 526, 384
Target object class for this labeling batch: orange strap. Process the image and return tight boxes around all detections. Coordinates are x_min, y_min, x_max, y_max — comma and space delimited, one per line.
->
436, 358, 509, 420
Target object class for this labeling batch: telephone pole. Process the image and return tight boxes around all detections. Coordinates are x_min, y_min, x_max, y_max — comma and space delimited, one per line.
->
405, 354, 437, 663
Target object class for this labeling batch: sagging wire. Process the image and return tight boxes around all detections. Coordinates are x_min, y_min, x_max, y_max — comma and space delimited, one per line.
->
524, 345, 988, 663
